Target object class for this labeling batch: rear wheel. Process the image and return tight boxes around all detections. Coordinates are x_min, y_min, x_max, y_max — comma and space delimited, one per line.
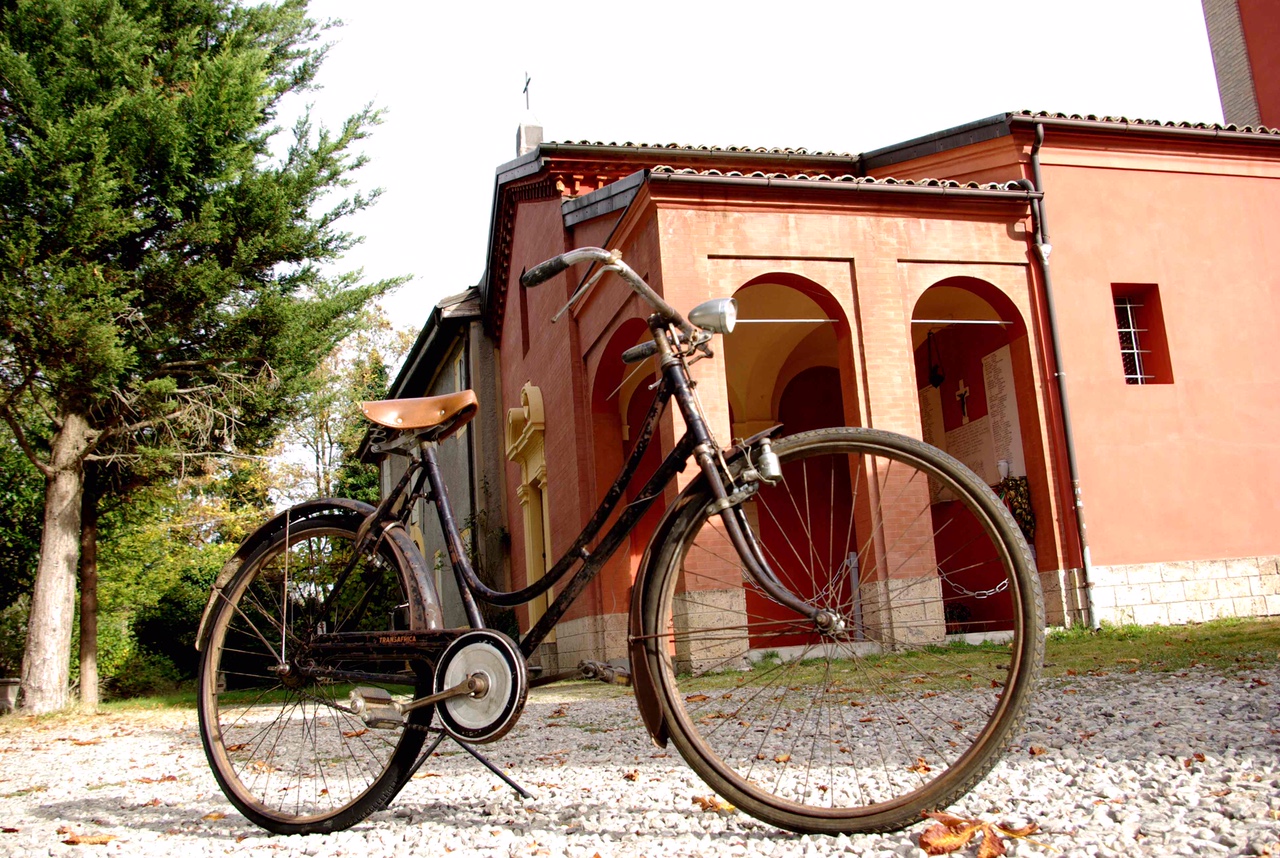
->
197, 515, 430, 834
641, 427, 1043, 834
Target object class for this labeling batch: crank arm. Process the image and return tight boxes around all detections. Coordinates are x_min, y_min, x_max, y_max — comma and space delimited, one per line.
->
399, 673, 490, 714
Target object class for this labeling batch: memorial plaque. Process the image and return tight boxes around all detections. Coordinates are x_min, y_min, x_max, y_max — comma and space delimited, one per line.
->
981, 345, 1025, 477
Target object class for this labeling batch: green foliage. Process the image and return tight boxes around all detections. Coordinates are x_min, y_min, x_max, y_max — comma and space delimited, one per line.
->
104, 649, 185, 699
131, 566, 217, 679
0, 0, 405, 706
0, 430, 42, 608
1, 0, 394, 444
70, 608, 133, 689
1043, 617, 1280, 676
66, 463, 270, 696
280, 316, 410, 504
0, 597, 29, 676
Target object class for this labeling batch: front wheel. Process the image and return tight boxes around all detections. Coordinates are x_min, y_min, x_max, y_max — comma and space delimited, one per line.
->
196, 515, 430, 834
639, 427, 1044, 834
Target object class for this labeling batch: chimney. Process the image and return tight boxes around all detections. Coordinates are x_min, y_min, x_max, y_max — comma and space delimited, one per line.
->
517, 113, 543, 156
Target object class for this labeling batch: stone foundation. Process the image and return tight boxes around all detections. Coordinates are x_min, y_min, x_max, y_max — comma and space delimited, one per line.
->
672, 586, 750, 674
1064, 554, 1280, 627
554, 610, 630, 670
857, 575, 947, 647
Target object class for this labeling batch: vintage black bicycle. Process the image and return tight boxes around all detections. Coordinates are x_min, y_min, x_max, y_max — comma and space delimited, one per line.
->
195, 247, 1044, 837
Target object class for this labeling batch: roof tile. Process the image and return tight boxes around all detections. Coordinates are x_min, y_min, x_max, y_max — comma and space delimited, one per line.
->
649, 165, 1022, 192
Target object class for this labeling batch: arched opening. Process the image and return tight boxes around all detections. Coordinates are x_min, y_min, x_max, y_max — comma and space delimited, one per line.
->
911, 278, 1034, 632
720, 277, 858, 647
722, 275, 857, 437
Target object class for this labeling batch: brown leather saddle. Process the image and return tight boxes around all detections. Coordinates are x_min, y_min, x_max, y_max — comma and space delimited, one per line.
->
361, 390, 478, 442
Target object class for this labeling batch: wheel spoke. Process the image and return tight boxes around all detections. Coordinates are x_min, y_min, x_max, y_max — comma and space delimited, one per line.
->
646, 428, 1043, 834
198, 518, 431, 834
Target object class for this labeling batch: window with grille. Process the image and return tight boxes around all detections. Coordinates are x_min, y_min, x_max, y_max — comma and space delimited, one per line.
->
1112, 284, 1173, 385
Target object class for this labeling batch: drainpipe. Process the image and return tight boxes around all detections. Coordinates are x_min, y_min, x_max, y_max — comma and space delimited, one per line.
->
1017, 122, 1098, 630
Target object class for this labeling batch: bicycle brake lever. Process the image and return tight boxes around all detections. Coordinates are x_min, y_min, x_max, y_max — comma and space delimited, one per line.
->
552, 259, 614, 322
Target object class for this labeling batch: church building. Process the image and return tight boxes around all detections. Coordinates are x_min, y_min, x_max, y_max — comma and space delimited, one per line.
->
376, 4, 1280, 669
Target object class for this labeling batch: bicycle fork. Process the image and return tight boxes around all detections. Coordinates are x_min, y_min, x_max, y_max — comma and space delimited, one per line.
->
654, 321, 838, 634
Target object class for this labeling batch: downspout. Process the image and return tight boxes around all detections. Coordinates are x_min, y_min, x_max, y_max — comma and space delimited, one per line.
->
1017, 122, 1098, 629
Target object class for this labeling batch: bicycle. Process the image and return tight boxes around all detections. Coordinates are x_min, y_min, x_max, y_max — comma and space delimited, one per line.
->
195, 247, 1044, 837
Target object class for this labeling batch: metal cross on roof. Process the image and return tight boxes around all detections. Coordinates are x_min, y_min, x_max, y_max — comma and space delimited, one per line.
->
524, 73, 531, 110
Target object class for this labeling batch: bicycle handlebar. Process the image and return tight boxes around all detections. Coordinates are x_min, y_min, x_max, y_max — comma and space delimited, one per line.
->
520, 247, 694, 337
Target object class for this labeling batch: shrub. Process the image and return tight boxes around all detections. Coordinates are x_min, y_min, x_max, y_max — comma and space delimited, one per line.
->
0, 597, 28, 676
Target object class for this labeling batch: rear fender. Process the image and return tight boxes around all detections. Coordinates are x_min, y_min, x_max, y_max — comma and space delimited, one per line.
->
195, 499, 442, 652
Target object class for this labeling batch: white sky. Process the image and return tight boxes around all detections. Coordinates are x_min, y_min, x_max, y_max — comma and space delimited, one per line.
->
285, 0, 1224, 330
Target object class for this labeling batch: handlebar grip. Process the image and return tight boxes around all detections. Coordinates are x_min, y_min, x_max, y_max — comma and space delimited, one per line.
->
620, 341, 659, 364
520, 256, 573, 288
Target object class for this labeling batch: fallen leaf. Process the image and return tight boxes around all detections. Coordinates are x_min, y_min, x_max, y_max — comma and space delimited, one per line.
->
623, 770, 639, 782
201, 812, 226, 821
774, 753, 791, 763
975, 827, 1006, 858
2, 827, 18, 834
909, 757, 932, 774
72, 739, 101, 747
63, 833, 118, 845
684, 694, 708, 703
919, 812, 1040, 857
691, 794, 734, 814
1028, 745, 1047, 756
919, 820, 983, 854
994, 821, 1039, 838
342, 729, 368, 739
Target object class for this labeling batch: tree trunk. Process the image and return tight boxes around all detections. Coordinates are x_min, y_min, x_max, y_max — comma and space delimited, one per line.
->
79, 478, 100, 713
21, 412, 91, 714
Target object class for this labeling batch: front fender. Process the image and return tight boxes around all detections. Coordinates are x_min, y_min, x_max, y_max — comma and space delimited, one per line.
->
627, 473, 717, 749
628, 425, 786, 747
195, 499, 442, 652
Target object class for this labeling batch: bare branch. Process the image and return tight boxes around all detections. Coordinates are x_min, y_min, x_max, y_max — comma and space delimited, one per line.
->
0, 375, 53, 477
0, 406, 53, 478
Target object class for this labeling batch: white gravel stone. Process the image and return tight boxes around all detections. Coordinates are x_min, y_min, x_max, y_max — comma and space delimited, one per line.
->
1, 668, 1278, 857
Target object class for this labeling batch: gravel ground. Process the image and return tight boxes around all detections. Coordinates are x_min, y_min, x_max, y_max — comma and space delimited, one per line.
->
1, 666, 1277, 858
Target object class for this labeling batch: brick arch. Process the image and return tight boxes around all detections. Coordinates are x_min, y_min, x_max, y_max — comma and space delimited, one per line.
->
723, 273, 859, 433
911, 275, 1048, 628
580, 317, 662, 622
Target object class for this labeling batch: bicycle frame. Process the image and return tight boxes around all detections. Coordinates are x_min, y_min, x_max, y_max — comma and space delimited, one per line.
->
390, 315, 823, 664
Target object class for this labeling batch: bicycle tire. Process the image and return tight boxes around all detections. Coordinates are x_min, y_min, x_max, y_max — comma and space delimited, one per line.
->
197, 515, 430, 834
639, 427, 1044, 834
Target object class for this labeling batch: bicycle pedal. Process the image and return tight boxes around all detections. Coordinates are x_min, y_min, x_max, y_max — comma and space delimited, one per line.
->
578, 659, 632, 687
350, 686, 404, 729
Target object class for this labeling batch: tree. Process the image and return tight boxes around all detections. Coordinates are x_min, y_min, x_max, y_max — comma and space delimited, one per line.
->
0, 0, 399, 712
280, 312, 409, 505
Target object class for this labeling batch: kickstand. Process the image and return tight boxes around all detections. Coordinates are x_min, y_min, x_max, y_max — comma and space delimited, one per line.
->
407, 729, 533, 800
450, 735, 534, 799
